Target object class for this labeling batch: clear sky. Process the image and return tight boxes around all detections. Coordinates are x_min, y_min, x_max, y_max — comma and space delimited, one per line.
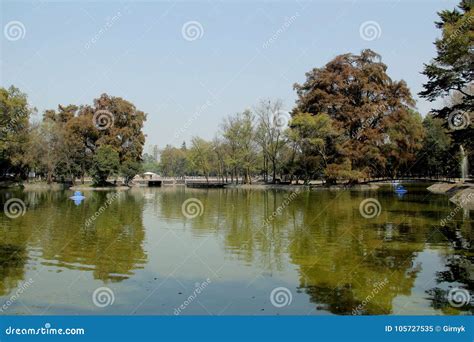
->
0, 0, 459, 153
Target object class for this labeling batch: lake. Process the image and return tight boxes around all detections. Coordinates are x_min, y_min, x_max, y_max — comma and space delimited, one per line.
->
0, 184, 472, 315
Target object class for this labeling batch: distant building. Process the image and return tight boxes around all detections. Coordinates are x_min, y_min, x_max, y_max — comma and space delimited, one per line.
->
152, 145, 160, 162
143, 172, 159, 180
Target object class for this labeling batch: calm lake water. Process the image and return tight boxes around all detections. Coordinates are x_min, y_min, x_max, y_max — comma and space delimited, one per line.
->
0, 184, 472, 315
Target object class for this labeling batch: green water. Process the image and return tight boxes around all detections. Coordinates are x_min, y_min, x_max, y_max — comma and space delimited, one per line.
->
0, 184, 472, 315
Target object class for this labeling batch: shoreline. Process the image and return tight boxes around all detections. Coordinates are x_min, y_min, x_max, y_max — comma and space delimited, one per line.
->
224, 183, 381, 191
5, 180, 473, 194
69, 185, 130, 191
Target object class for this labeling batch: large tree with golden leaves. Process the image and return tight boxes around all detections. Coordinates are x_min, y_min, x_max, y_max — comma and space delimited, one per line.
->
292, 49, 424, 183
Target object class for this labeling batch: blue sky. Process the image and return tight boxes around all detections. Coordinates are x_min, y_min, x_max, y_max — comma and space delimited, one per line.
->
0, 0, 458, 152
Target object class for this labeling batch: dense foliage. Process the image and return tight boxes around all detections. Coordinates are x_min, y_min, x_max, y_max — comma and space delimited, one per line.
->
293, 49, 425, 183
1, 1, 470, 185
420, 0, 473, 166
0, 92, 146, 186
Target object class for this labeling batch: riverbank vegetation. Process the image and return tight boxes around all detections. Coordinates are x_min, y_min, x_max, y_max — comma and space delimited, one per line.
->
0, 1, 472, 186
0, 91, 146, 186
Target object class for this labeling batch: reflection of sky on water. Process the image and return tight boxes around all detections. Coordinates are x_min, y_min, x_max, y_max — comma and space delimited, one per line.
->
0, 184, 471, 315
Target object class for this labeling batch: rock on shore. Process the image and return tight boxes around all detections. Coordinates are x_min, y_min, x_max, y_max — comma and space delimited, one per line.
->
427, 183, 474, 210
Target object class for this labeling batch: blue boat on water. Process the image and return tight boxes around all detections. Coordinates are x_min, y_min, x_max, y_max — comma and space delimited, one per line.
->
394, 185, 407, 194
70, 191, 86, 205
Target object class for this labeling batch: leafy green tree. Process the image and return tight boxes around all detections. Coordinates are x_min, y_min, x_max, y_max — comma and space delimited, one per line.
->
414, 115, 456, 178
221, 110, 257, 184
121, 159, 142, 185
160, 145, 187, 177
383, 110, 425, 178
40, 105, 88, 184
419, 0, 473, 165
188, 137, 214, 183
0, 86, 32, 178
287, 113, 339, 183
212, 137, 229, 182
35, 93, 146, 185
26, 120, 65, 184
255, 99, 286, 183
91, 94, 147, 181
90, 145, 120, 185
142, 153, 160, 174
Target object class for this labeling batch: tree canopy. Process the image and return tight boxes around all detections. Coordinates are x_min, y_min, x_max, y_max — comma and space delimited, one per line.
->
1, 92, 147, 185
292, 49, 424, 182
0, 86, 32, 178
1, 0, 471, 186
420, 0, 473, 157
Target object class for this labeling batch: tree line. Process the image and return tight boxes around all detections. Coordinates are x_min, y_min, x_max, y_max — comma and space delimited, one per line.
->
0, 91, 146, 186
1, 1, 472, 186
147, 1, 472, 184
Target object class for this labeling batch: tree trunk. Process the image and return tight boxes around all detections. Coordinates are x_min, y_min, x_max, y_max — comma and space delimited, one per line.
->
272, 160, 276, 184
